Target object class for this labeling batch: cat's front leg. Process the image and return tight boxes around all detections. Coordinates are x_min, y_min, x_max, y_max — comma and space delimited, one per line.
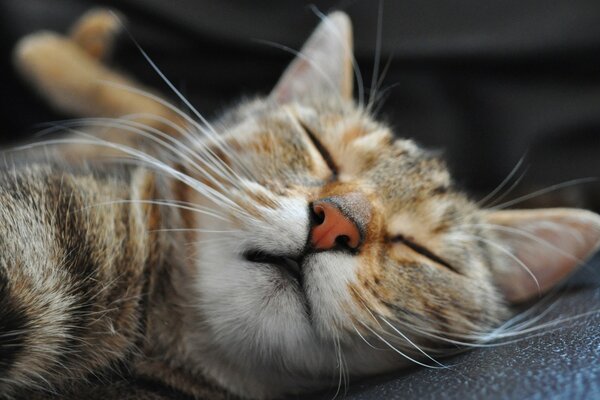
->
69, 8, 124, 61
13, 9, 186, 138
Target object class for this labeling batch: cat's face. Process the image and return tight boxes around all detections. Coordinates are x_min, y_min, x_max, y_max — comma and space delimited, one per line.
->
193, 98, 504, 389
184, 13, 600, 398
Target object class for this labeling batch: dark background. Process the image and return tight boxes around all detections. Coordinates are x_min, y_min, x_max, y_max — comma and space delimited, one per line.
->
1, 2, 600, 399
2, 0, 600, 210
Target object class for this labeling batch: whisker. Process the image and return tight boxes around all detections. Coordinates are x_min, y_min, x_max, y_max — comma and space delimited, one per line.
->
10, 133, 253, 221
351, 324, 386, 350
455, 232, 541, 295
461, 222, 581, 263
254, 39, 344, 105
102, 115, 243, 187
330, 336, 347, 400
350, 286, 448, 367
44, 118, 242, 192
94, 199, 228, 221
378, 315, 450, 368
367, 0, 384, 112
124, 46, 256, 180
96, 81, 255, 181
485, 165, 530, 208
476, 155, 527, 207
358, 321, 445, 369
491, 177, 598, 210
149, 228, 239, 234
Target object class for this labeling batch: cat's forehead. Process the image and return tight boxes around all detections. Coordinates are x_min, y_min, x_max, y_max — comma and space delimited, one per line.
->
220, 97, 453, 197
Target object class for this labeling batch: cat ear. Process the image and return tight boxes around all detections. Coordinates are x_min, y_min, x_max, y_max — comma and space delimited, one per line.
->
271, 12, 353, 103
484, 208, 600, 303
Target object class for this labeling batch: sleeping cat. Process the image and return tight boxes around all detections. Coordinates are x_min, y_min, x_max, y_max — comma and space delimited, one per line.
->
3, 8, 600, 400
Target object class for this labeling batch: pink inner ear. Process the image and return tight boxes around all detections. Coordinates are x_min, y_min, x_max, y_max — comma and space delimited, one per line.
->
486, 209, 600, 303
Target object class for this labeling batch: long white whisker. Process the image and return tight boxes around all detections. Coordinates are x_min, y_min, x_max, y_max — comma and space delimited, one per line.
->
11, 135, 252, 220
101, 115, 245, 188
96, 80, 255, 180
125, 46, 257, 179
81, 199, 229, 222
351, 324, 385, 350
462, 222, 581, 263
491, 177, 598, 210
370, 56, 394, 114
150, 228, 239, 234
254, 39, 344, 105
476, 155, 527, 207
486, 166, 530, 208
368, 0, 384, 111
378, 315, 449, 368
47, 118, 241, 192
358, 321, 444, 369
350, 287, 447, 367
331, 336, 345, 400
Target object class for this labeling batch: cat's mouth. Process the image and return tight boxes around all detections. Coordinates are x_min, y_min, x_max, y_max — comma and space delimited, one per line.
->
244, 250, 303, 285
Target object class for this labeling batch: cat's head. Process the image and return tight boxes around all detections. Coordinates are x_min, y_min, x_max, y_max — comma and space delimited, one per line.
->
185, 12, 600, 398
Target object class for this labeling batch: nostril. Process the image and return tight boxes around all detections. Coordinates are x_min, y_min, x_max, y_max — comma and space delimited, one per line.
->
310, 203, 326, 225
310, 201, 362, 251
335, 235, 350, 248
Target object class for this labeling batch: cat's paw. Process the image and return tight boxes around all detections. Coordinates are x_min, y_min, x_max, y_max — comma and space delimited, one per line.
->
13, 31, 106, 115
12, 8, 126, 116
69, 8, 125, 60
13, 8, 179, 124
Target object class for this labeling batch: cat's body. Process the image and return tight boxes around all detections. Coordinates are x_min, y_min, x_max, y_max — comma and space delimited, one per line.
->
2, 9, 600, 400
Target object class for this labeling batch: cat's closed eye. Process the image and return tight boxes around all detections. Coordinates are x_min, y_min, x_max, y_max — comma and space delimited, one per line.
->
298, 119, 338, 177
389, 234, 459, 273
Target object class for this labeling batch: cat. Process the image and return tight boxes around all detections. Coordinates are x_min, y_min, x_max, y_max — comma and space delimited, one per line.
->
3, 8, 600, 400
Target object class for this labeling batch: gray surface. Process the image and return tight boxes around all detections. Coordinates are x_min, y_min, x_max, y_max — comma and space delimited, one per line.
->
300, 254, 600, 400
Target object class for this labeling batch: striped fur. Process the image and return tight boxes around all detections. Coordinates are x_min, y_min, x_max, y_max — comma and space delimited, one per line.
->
0, 163, 154, 395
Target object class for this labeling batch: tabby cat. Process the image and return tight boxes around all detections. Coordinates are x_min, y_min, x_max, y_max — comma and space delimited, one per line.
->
2, 8, 599, 400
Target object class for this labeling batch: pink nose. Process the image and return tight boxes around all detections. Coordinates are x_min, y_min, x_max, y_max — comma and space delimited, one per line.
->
310, 201, 361, 251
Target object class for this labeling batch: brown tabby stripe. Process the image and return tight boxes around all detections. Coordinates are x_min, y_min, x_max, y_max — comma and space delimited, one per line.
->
0, 163, 155, 395
0, 271, 29, 376
46, 172, 105, 370
0, 172, 36, 379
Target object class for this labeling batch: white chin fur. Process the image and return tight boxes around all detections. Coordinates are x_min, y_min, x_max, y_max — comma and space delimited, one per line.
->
195, 196, 322, 366
191, 195, 400, 397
